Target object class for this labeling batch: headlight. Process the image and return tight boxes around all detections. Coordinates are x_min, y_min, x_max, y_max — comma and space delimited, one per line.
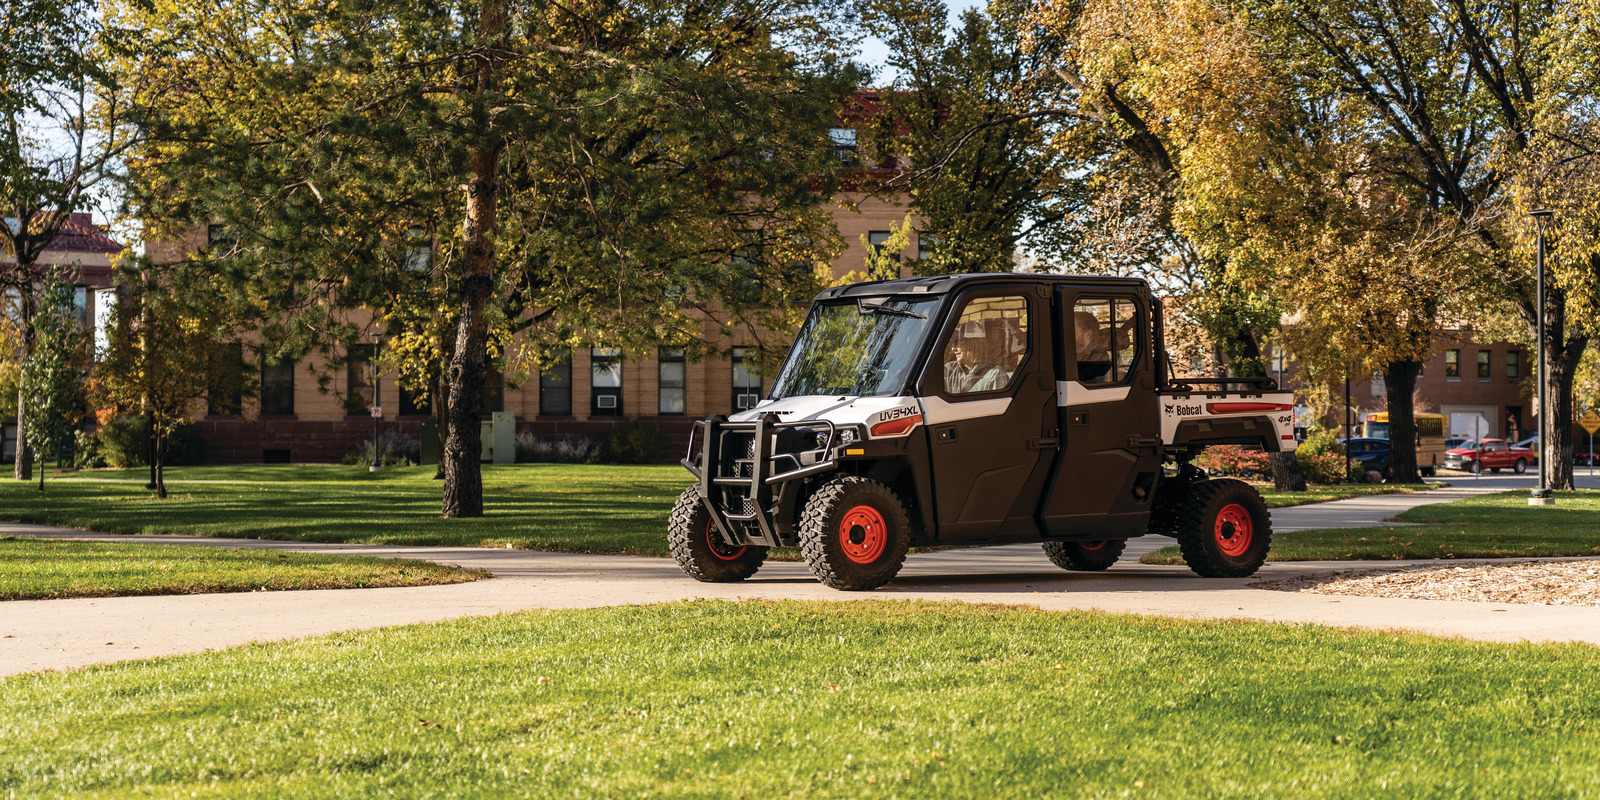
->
817, 428, 858, 448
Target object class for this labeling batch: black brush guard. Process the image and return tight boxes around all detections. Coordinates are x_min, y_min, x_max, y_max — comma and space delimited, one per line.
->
682, 413, 842, 548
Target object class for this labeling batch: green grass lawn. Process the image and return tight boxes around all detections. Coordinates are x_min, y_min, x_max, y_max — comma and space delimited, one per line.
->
1142, 488, 1600, 564
5, 464, 689, 556
7, 465, 1430, 562
3, 600, 1598, 798
1256, 482, 1435, 508
0, 537, 486, 600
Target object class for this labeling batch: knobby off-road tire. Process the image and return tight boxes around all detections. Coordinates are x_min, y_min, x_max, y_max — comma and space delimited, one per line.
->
1042, 539, 1127, 571
1173, 478, 1272, 578
668, 487, 767, 583
799, 476, 912, 591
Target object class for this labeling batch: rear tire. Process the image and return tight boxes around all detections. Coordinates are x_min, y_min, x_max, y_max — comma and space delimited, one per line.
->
1173, 479, 1272, 578
668, 487, 766, 582
1514, 459, 1528, 475
799, 476, 912, 591
1043, 539, 1126, 571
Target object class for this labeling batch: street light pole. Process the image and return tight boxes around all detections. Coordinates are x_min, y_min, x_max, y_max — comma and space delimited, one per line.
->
1530, 209, 1555, 505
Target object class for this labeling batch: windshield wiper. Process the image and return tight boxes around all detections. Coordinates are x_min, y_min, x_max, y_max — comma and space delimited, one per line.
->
857, 299, 925, 319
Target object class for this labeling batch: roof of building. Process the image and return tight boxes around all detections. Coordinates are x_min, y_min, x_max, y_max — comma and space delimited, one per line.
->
4, 212, 123, 255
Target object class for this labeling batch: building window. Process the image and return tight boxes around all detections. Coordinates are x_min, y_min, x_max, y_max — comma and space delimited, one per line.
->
659, 348, 686, 415
917, 233, 937, 262
1477, 350, 1491, 380
72, 286, 89, 327
208, 342, 244, 416
482, 365, 504, 414
345, 344, 376, 414
1507, 351, 1522, 380
591, 347, 623, 416
829, 128, 857, 163
399, 383, 427, 416
732, 347, 763, 410
261, 359, 295, 416
404, 227, 432, 271
1444, 349, 1460, 379
867, 230, 895, 259
93, 288, 116, 360
207, 224, 236, 248
539, 351, 572, 416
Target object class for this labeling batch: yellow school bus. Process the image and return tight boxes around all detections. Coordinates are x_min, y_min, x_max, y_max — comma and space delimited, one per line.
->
1363, 412, 1448, 476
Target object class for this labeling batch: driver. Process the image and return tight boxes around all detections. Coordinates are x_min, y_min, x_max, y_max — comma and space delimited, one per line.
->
944, 321, 1005, 393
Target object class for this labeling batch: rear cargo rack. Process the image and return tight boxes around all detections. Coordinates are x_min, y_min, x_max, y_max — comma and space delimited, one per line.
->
1163, 376, 1279, 396
682, 413, 839, 548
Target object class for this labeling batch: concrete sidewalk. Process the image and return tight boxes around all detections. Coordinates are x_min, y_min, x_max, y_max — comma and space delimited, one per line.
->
5, 477, 1596, 678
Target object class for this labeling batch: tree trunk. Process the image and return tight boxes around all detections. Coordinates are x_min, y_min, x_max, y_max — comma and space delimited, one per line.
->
441, 0, 506, 518
14, 297, 34, 481
154, 429, 167, 499
433, 372, 450, 480
1521, 278, 1588, 492
1542, 334, 1587, 492
1382, 360, 1423, 484
14, 388, 30, 482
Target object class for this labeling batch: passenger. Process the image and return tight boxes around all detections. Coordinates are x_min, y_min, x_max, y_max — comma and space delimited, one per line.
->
944, 321, 1005, 393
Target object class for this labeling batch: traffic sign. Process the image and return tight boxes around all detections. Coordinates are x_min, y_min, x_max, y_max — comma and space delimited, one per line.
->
370, 406, 384, 419
1582, 410, 1600, 435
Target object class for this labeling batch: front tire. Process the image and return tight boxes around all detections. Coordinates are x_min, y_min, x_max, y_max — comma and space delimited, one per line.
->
798, 476, 912, 591
668, 487, 766, 582
1043, 539, 1127, 571
1469, 460, 1482, 474
1174, 479, 1272, 578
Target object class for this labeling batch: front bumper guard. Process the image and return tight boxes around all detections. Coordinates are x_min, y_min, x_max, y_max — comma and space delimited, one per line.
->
681, 413, 840, 549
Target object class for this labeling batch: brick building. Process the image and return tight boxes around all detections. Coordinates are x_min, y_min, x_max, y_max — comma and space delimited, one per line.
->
2, 213, 123, 462
176, 187, 926, 464
1273, 330, 1535, 441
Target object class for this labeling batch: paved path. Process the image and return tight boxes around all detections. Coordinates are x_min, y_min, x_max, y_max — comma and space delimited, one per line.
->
6, 476, 1597, 678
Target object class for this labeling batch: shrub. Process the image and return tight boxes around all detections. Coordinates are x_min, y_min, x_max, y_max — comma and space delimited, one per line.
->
73, 429, 105, 469
95, 415, 204, 467
513, 431, 597, 464
1295, 426, 1349, 485
600, 417, 668, 464
1195, 445, 1272, 478
344, 429, 420, 467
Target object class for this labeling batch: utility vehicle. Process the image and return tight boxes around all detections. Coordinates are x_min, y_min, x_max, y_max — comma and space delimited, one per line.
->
669, 273, 1297, 590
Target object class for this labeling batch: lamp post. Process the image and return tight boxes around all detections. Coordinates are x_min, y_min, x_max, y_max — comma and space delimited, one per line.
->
1530, 208, 1555, 505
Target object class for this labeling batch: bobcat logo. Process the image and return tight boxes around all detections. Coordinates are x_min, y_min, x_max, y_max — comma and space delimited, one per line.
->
1164, 403, 1174, 414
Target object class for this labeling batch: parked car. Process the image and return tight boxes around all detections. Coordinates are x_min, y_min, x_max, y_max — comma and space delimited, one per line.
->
1574, 447, 1597, 466
1342, 437, 1393, 477
1443, 437, 1474, 451
1443, 438, 1534, 474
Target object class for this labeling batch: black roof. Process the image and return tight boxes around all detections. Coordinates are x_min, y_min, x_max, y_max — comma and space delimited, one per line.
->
814, 272, 1148, 301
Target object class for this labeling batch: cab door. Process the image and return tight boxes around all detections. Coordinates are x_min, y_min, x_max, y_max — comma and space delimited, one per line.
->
1038, 287, 1161, 537
917, 288, 1057, 542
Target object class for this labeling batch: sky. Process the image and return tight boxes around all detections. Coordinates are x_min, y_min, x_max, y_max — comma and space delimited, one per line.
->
857, 0, 986, 85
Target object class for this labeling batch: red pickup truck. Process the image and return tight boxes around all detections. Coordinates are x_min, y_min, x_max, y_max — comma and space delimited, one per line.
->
1442, 439, 1533, 474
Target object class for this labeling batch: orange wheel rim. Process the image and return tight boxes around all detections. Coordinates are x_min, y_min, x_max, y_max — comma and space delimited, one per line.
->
839, 505, 888, 564
1080, 540, 1108, 551
705, 518, 747, 561
1214, 504, 1253, 557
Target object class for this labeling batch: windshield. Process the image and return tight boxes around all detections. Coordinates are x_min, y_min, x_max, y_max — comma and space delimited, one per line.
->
770, 297, 943, 398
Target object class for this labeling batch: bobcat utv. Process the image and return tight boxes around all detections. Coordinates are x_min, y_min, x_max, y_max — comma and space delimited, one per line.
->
669, 273, 1296, 590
